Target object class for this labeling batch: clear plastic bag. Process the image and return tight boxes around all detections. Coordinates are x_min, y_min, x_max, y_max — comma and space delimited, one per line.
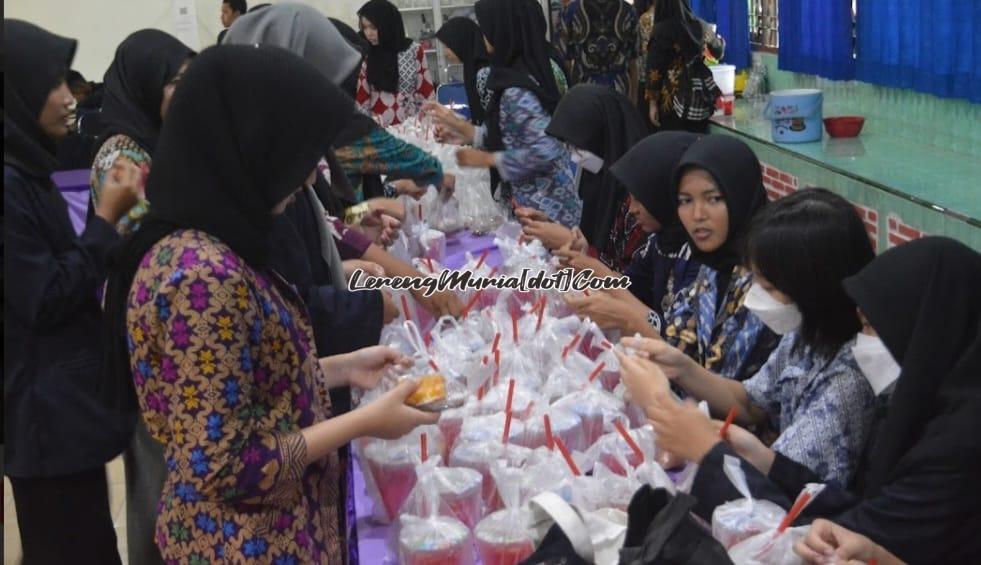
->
431, 192, 464, 234
585, 425, 656, 476
613, 382, 648, 429
361, 425, 446, 523
474, 383, 539, 420
449, 439, 532, 511
712, 455, 786, 549
514, 406, 586, 453
402, 456, 485, 530
726, 483, 827, 565
397, 458, 475, 565
553, 387, 627, 449
474, 462, 538, 565
458, 412, 526, 445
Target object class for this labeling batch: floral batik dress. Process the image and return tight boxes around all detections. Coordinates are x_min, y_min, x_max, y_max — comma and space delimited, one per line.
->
127, 229, 344, 564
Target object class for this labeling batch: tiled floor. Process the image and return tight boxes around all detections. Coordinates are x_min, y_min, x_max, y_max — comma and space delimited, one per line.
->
3, 457, 129, 565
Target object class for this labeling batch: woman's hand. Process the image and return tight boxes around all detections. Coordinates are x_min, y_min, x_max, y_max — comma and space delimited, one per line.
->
646, 388, 720, 464
614, 347, 672, 414
522, 220, 574, 250
359, 210, 401, 246
565, 291, 642, 331
649, 103, 661, 128
358, 379, 440, 440
514, 205, 550, 225
712, 420, 775, 475
322, 346, 413, 391
553, 247, 616, 278
343, 260, 385, 281
620, 336, 698, 382
390, 179, 427, 200
96, 159, 143, 225
424, 101, 475, 145
440, 173, 456, 197
456, 148, 496, 169
414, 289, 464, 319
795, 519, 900, 565
568, 226, 589, 253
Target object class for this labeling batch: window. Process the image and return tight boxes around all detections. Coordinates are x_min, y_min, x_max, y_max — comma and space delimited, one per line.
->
749, 0, 778, 50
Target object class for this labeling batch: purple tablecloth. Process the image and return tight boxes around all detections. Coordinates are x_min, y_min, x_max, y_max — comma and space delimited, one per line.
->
53, 169, 91, 235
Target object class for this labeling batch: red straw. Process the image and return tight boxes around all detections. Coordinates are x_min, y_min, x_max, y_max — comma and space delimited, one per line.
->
492, 332, 501, 353
583, 289, 591, 297
543, 414, 554, 450
502, 410, 513, 444
424, 257, 434, 273
587, 361, 607, 383
614, 420, 644, 462
534, 298, 546, 332
488, 266, 499, 278
720, 406, 738, 440
428, 359, 440, 373
562, 333, 582, 359
477, 382, 486, 401
493, 352, 501, 387
462, 290, 484, 318
601, 340, 613, 350
505, 378, 516, 414
511, 311, 519, 345
553, 437, 581, 476
475, 249, 490, 270
420, 433, 428, 463
777, 492, 812, 533
400, 295, 412, 322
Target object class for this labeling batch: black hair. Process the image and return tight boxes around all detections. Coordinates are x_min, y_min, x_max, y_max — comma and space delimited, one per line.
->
746, 188, 875, 361
66, 69, 87, 86
223, 0, 248, 15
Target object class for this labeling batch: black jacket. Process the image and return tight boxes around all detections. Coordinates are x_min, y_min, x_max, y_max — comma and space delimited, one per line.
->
267, 189, 384, 415
690, 442, 981, 564
4, 164, 133, 477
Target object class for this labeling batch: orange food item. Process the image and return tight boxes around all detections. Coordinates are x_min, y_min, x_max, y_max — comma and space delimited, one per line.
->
405, 374, 447, 408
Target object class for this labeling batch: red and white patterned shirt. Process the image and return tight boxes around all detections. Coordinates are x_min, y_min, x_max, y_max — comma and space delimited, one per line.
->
355, 42, 436, 127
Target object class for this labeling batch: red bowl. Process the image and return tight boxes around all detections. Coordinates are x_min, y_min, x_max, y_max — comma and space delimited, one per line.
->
823, 116, 865, 138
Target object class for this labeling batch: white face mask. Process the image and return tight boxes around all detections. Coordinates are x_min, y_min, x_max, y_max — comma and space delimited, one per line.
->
743, 282, 802, 335
851, 332, 901, 395
570, 148, 604, 174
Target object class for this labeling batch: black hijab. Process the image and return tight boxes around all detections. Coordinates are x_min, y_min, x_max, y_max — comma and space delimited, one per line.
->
101, 45, 354, 417
436, 17, 491, 124
330, 17, 370, 55
98, 30, 194, 154
843, 237, 981, 497
546, 84, 649, 250
476, 0, 560, 151
652, 0, 702, 60
672, 135, 767, 272
4, 20, 77, 178
610, 131, 699, 254
358, 0, 413, 93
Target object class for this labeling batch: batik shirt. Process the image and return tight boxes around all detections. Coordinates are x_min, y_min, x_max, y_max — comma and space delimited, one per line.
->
127, 229, 343, 564
474, 59, 571, 116
559, 0, 639, 94
474, 87, 582, 228
333, 127, 443, 202
90, 134, 151, 235
663, 264, 780, 380
355, 42, 436, 127
743, 332, 877, 486
626, 235, 700, 331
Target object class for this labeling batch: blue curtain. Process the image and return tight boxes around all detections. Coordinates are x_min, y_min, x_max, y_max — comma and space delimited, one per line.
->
690, 0, 751, 70
778, 0, 856, 80
856, 0, 981, 103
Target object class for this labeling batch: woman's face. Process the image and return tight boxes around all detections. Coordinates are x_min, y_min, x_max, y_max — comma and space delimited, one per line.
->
627, 195, 662, 234
39, 80, 76, 140
271, 169, 317, 215
361, 17, 379, 46
483, 34, 494, 55
161, 60, 190, 121
857, 308, 879, 337
677, 168, 729, 253
443, 45, 461, 65
751, 268, 792, 305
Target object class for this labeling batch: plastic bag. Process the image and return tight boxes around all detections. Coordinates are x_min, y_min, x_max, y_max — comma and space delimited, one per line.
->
585, 425, 656, 476
553, 387, 626, 449
514, 406, 586, 453
458, 412, 526, 446
360, 425, 445, 523
397, 457, 475, 565
474, 383, 539, 420
727, 483, 827, 565
613, 382, 648, 429
419, 227, 447, 263
475, 462, 537, 565
449, 439, 532, 510
431, 192, 464, 234
712, 455, 786, 549
402, 455, 485, 530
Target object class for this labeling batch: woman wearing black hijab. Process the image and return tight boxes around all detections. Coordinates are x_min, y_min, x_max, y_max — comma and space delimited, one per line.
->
4, 19, 142, 564
90, 29, 194, 236
103, 44, 436, 563
654, 135, 778, 381
557, 132, 703, 341
545, 84, 650, 271
428, 0, 582, 228
436, 17, 492, 124
651, 237, 981, 564
356, 0, 436, 126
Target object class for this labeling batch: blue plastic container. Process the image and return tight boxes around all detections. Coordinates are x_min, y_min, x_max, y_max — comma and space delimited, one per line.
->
764, 89, 823, 143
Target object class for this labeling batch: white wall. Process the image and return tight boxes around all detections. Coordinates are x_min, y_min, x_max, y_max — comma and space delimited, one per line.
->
5, 0, 367, 80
